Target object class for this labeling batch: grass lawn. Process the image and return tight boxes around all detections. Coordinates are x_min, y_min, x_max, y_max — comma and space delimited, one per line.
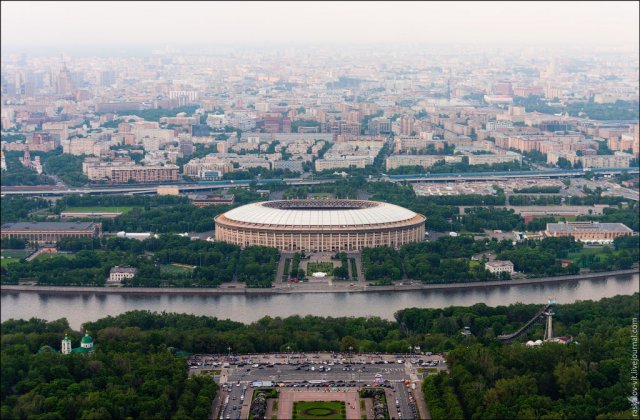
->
1, 249, 32, 259
1, 257, 19, 267
306, 262, 334, 276
160, 264, 194, 275
33, 253, 75, 262
554, 215, 577, 222
63, 206, 135, 214
283, 258, 291, 278
567, 246, 614, 261
293, 401, 346, 420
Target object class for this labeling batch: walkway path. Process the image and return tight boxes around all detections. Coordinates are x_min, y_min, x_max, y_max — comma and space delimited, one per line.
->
277, 253, 292, 283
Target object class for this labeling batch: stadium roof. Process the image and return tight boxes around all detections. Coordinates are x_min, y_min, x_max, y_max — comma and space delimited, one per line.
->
221, 200, 419, 227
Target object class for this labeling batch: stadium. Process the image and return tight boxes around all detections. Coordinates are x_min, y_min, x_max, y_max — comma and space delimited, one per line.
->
214, 199, 426, 252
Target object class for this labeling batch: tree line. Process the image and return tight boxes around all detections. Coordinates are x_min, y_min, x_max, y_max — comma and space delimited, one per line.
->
422, 293, 638, 419
1, 235, 279, 288
359, 235, 628, 283
3, 294, 636, 419
1, 318, 217, 420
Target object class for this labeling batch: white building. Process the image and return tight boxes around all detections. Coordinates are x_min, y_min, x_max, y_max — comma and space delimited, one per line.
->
485, 260, 514, 275
61, 335, 72, 355
109, 266, 137, 283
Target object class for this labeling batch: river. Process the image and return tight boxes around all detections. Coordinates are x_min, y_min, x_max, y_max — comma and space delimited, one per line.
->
1, 273, 637, 330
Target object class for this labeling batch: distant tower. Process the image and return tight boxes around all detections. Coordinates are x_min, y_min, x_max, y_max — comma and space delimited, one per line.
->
56, 63, 73, 95
22, 145, 31, 166
33, 156, 43, 174
61, 334, 72, 355
446, 78, 451, 101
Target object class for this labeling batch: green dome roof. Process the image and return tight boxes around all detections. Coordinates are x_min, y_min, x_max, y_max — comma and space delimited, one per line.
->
81, 334, 93, 344
62, 335, 72, 342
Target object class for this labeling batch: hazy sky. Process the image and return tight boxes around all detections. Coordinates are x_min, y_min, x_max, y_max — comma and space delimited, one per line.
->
2, 1, 639, 49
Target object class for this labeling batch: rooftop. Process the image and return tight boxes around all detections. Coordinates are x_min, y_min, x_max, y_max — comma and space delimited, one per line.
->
546, 222, 633, 233
110, 266, 137, 274
220, 199, 421, 227
485, 260, 514, 267
1, 221, 97, 231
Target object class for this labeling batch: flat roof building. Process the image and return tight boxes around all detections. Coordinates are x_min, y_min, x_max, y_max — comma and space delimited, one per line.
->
545, 221, 633, 243
189, 194, 235, 207
485, 260, 515, 274
1, 222, 102, 244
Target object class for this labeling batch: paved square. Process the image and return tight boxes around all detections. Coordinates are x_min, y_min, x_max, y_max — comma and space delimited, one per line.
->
277, 389, 360, 420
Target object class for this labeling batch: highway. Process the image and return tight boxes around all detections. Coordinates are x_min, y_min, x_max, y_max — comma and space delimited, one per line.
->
0, 178, 341, 196
2, 167, 637, 196
386, 167, 639, 182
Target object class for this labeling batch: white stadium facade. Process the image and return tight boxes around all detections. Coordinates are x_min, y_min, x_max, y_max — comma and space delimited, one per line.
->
214, 199, 426, 252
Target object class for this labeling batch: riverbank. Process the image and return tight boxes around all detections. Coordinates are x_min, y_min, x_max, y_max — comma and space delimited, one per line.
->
1, 268, 637, 296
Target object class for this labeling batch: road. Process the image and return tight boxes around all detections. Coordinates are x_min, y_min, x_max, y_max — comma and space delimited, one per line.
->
4, 167, 637, 196
0, 178, 343, 196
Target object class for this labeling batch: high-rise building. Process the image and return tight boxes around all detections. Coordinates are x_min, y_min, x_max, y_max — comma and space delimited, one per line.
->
493, 81, 513, 96
56, 64, 74, 95
97, 70, 116, 87
179, 134, 194, 157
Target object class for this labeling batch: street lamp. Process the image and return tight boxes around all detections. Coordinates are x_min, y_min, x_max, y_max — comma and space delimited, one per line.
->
286, 345, 291, 365
227, 346, 232, 361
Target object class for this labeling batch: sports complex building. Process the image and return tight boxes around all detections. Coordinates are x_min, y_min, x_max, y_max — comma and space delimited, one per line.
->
214, 199, 426, 252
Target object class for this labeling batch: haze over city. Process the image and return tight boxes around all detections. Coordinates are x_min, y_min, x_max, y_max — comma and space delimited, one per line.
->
2, 1, 639, 51
1, 1, 639, 420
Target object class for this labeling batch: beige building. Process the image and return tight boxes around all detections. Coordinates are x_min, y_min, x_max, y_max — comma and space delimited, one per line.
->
183, 155, 233, 177
63, 138, 109, 156
385, 155, 463, 170
485, 260, 515, 275
581, 152, 634, 168
315, 157, 369, 171
545, 222, 633, 243
1, 222, 102, 244
395, 135, 445, 153
467, 152, 522, 165
109, 165, 179, 183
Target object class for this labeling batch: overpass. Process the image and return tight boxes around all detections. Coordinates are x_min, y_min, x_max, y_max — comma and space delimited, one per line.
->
386, 167, 639, 182
2, 167, 637, 196
0, 178, 342, 196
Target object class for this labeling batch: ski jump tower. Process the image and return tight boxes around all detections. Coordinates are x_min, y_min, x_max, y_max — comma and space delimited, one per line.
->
543, 299, 557, 341
497, 298, 558, 343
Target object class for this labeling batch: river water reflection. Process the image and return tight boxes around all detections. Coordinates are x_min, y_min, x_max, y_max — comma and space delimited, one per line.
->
1, 273, 637, 329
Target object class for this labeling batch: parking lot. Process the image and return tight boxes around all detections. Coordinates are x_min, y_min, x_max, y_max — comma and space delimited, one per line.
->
188, 352, 445, 420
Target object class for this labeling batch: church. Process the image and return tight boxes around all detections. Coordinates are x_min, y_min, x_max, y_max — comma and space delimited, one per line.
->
61, 332, 95, 354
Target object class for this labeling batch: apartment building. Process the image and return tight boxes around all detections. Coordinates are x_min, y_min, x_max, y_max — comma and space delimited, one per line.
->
109, 165, 179, 183
385, 155, 463, 170
315, 156, 369, 171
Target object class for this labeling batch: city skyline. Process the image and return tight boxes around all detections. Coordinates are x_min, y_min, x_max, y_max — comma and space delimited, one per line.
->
1, 1, 639, 52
